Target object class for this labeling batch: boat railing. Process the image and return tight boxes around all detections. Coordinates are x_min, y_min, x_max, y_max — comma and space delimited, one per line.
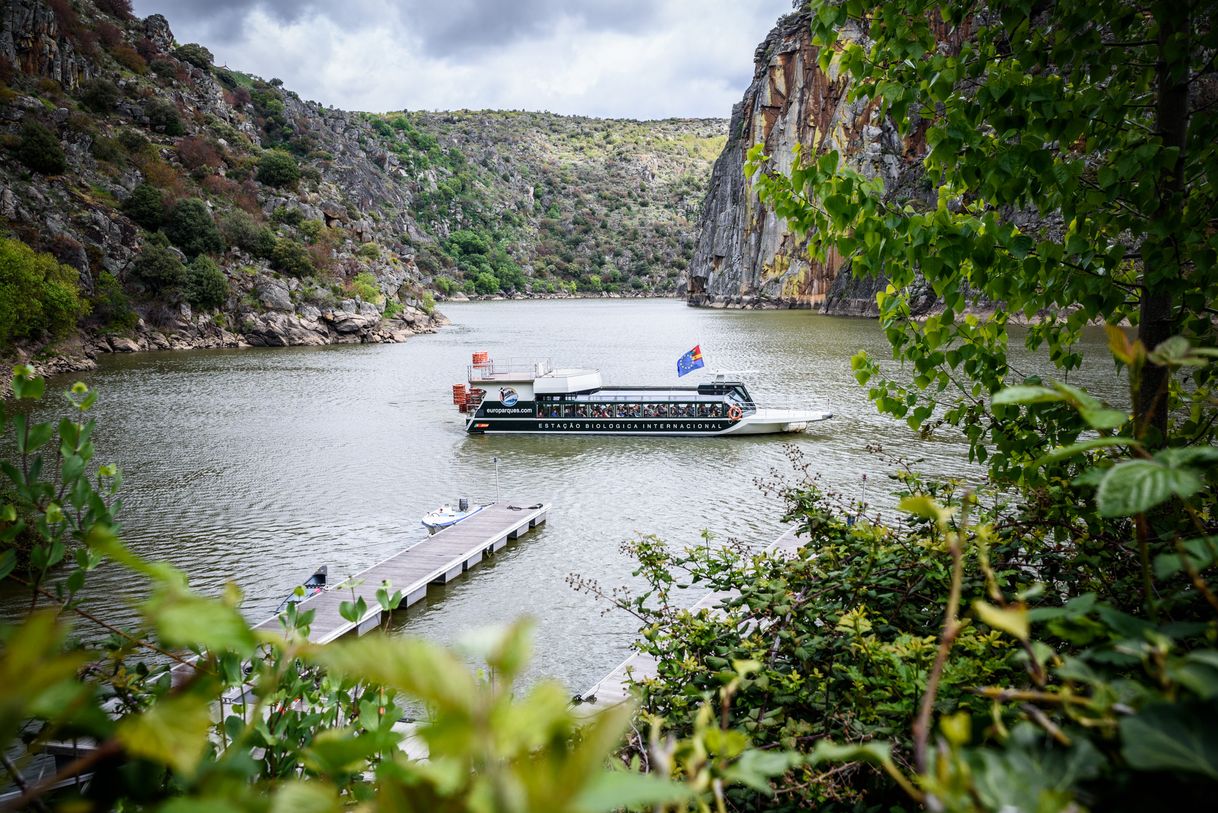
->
468, 358, 553, 381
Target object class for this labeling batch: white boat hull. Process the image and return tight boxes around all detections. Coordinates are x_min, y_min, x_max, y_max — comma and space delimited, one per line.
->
720, 408, 834, 435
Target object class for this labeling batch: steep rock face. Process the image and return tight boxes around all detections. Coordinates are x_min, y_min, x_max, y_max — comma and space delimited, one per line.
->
0, 0, 93, 88
685, 10, 913, 313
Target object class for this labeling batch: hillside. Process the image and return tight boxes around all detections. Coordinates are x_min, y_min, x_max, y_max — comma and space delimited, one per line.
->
382, 111, 724, 296
0, 0, 725, 371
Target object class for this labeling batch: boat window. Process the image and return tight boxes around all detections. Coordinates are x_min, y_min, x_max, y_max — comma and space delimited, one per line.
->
590, 403, 614, 418
642, 403, 664, 418
616, 403, 641, 418
709, 403, 724, 418
697, 403, 713, 418
571, 403, 589, 418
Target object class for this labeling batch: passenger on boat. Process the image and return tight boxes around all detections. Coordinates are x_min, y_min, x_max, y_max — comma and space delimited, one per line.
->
644, 404, 663, 418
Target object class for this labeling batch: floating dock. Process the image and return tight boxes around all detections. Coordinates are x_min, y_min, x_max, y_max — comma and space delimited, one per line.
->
577, 526, 803, 709
253, 501, 550, 644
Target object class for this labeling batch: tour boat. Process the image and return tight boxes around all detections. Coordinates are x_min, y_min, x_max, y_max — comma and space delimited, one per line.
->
451, 353, 832, 436
421, 499, 485, 532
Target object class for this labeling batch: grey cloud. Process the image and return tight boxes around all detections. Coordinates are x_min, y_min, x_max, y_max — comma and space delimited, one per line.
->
135, 1, 656, 56
131, 0, 794, 118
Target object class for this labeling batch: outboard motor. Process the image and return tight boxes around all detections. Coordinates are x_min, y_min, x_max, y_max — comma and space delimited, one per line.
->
458, 497, 470, 512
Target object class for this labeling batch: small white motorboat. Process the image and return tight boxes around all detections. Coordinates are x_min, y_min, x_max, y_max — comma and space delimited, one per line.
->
422, 498, 485, 532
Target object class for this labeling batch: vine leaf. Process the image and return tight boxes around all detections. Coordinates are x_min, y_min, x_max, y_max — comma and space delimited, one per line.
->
1120, 703, 1218, 779
1096, 459, 1202, 517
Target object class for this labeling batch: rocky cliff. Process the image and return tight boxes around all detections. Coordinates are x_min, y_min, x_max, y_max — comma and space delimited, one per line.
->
685, 8, 922, 314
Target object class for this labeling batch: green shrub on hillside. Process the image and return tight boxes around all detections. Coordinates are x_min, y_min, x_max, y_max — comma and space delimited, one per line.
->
122, 183, 165, 230
0, 237, 86, 347
78, 78, 120, 114
473, 271, 499, 294
257, 149, 300, 188
434, 275, 455, 295
173, 43, 214, 70
356, 242, 380, 260
186, 256, 229, 310
164, 198, 222, 258
348, 271, 382, 303
130, 235, 187, 297
219, 210, 273, 257
89, 270, 138, 332
144, 99, 185, 135
14, 121, 67, 175
90, 135, 125, 165
117, 127, 150, 155
270, 237, 314, 277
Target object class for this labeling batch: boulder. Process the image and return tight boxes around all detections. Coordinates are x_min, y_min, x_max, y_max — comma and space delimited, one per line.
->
257, 278, 293, 311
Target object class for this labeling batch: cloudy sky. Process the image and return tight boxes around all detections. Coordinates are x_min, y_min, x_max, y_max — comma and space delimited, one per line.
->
131, 1, 797, 119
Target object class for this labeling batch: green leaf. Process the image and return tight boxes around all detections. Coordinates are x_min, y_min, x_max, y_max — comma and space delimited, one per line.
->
148, 593, 257, 657
1078, 407, 1128, 430
1157, 447, 1218, 467
269, 781, 341, 813
1036, 436, 1135, 465
573, 770, 694, 812
807, 739, 893, 767
24, 422, 54, 452
1147, 336, 1210, 367
1153, 537, 1218, 579
1167, 652, 1218, 700
0, 549, 15, 581
973, 600, 1029, 640
117, 692, 212, 775
898, 495, 950, 523
722, 749, 800, 793
991, 385, 1063, 405
1120, 703, 1218, 779
301, 728, 387, 775
1096, 460, 1201, 517
313, 634, 477, 713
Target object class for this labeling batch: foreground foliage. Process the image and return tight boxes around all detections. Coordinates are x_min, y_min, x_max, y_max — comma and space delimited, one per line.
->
603, 1, 1218, 810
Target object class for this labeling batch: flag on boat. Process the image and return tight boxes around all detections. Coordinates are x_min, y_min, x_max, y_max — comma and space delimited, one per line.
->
676, 345, 705, 377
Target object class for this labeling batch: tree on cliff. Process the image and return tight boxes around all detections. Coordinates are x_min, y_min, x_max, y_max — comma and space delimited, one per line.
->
749, 0, 1217, 471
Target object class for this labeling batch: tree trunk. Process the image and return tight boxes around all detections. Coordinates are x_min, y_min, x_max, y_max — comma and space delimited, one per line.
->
1137, 0, 1190, 447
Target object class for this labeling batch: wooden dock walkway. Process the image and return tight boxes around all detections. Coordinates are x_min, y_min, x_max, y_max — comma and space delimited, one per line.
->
253, 501, 550, 643
576, 526, 803, 709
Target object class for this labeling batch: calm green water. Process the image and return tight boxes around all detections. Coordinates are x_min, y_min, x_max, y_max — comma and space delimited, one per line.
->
5, 300, 1119, 691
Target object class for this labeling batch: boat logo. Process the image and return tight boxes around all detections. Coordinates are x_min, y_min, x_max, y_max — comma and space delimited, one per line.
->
499, 387, 519, 406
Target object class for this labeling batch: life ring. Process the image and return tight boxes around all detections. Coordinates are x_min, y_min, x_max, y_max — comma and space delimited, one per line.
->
727, 405, 743, 422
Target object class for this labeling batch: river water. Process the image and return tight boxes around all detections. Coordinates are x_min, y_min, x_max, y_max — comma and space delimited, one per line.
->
5, 300, 1120, 691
